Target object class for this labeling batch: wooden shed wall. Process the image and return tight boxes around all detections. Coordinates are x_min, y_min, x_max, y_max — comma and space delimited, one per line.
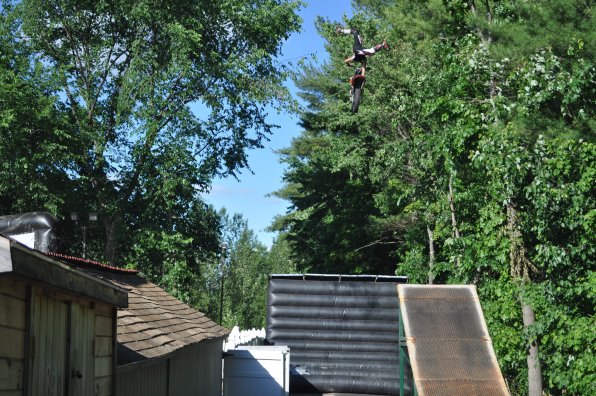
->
116, 359, 168, 396
116, 337, 225, 396
28, 288, 68, 396
169, 338, 224, 396
0, 276, 26, 395
0, 275, 117, 396
94, 303, 116, 396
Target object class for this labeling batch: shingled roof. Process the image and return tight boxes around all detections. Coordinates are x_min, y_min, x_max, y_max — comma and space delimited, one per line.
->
47, 253, 230, 365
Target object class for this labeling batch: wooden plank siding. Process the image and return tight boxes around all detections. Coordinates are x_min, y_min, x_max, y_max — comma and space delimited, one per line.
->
0, 277, 26, 393
0, 238, 127, 396
94, 303, 115, 396
116, 359, 169, 396
168, 338, 225, 396
0, 358, 24, 392
0, 275, 117, 396
28, 287, 68, 396
28, 251, 230, 396
7, 244, 127, 308
69, 302, 95, 396
115, 337, 225, 396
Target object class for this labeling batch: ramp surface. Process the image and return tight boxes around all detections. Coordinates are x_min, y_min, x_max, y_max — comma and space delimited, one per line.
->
398, 285, 509, 396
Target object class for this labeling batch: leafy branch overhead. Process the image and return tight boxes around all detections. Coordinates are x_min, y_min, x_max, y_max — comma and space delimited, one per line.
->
272, 1, 594, 395
14, 0, 302, 262
1, 0, 301, 337
1, 1, 594, 394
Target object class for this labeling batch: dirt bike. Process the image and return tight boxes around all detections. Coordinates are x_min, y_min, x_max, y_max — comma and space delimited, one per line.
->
349, 67, 365, 113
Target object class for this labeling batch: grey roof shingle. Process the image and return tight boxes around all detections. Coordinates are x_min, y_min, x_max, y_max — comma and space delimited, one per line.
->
46, 252, 229, 365
92, 270, 229, 365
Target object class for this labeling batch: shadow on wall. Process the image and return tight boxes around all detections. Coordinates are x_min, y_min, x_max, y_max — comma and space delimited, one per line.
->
223, 346, 289, 396
117, 344, 149, 366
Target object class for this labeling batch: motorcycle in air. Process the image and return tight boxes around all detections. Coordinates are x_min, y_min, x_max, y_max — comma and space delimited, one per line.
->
349, 67, 366, 113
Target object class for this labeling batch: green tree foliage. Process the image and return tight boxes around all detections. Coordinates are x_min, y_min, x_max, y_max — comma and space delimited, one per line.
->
125, 198, 221, 308
10, 0, 302, 263
218, 210, 297, 329
0, 0, 303, 330
271, 127, 396, 274
274, 1, 594, 393
0, 3, 74, 214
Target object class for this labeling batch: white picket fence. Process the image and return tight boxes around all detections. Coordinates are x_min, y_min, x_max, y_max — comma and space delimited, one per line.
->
223, 326, 266, 351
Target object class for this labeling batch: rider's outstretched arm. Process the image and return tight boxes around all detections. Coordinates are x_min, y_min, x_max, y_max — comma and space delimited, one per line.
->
344, 54, 355, 66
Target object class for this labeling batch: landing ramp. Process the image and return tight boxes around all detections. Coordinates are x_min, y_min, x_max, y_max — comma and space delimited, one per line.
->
398, 285, 509, 396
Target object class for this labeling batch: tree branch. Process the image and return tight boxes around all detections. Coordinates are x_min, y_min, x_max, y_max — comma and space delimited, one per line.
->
354, 239, 397, 252
427, 225, 435, 284
448, 173, 461, 267
54, 3, 92, 107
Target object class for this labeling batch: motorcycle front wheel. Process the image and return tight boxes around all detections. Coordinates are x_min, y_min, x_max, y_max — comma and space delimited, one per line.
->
351, 87, 362, 113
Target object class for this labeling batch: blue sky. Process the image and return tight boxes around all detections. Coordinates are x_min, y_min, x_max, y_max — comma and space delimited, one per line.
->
202, 1, 354, 247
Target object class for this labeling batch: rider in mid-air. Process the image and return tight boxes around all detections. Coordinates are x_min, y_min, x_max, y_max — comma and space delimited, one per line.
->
336, 26, 389, 76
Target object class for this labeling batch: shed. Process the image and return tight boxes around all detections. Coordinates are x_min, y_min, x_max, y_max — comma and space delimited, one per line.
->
50, 253, 230, 396
0, 235, 127, 395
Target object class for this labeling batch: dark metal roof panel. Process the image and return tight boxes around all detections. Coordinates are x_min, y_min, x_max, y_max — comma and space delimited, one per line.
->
398, 285, 509, 396
270, 273, 408, 283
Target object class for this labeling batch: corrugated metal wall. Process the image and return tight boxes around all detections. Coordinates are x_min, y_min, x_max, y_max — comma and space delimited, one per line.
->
266, 275, 411, 395
116, 337, 225, 396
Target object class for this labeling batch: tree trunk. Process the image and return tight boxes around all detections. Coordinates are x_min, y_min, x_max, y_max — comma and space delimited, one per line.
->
448, 174, 462, 267
427, 225, 435, 284
522, 298, 543, 396
506, 202, 543, 396
104, 218, 120, 266
448, 174, 461, 240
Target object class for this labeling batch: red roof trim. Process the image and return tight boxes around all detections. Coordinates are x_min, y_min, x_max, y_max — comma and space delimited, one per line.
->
45, 252, 138, 274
